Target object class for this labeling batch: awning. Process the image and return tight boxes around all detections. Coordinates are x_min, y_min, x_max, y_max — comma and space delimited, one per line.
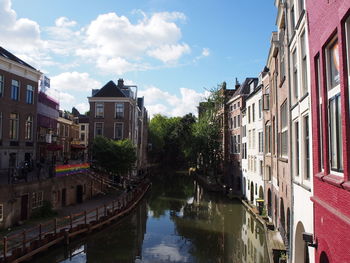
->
47, 144, 63, 151
71, 144, 86, 150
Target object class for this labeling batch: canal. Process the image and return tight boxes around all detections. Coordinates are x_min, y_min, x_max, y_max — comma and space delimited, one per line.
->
33, 172, 269, 263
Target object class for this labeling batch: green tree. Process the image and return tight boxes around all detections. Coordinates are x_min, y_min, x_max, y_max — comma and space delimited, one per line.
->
92, 136, 136, 175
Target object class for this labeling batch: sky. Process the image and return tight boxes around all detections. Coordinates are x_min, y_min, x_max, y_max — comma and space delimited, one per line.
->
0, 0, 277, 117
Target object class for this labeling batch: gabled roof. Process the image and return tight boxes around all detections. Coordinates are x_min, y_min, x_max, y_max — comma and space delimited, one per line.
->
233, 78, 258, 97
0, 46, 36, 70
93, 81, 126, 98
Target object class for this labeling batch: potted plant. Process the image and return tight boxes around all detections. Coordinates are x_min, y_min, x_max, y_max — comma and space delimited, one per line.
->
279, 252, 287, 263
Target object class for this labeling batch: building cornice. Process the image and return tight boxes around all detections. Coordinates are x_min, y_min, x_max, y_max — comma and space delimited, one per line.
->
0, 56, 42, 82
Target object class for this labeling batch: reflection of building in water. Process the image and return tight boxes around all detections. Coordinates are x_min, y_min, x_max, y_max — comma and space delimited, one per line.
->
241, 210, 268, 263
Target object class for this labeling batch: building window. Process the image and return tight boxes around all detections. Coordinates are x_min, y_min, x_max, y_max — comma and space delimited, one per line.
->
252, 103, 255, 122
26, 85, 34, 104
260, 160, 263, 176
115, 103, 124, 118
238, 102, 240, 108
290, 4, 295, 31
94, 122, 104, 137
114, 123, 123, 140
280, 101, 288, 157
237, 135, 240, 153
298, 0, 304, 14
32, 192, 43, 209
95, 103, 104, 118
326, 37, 343, 173
258, 132, 263, 153
11, 80, 19, 101
0, 204, 3, 222
25, 116, 33, 140
81, 125, 85, 131
292, 49, 299, 101
9, 113, 19, 140
0, 75, 3, 97
0, 112, 2, 140
316, 55, 323, 170
258, 99, 262, 119
346, 16, 350, 119
233, 116, 236, 128
294, 121, 299, 177
301, 32, 308, 96
237, 115, 240, 127
329, 95, 343, 172
248, 106, 251, 123
81, 133, 85, 141
265, 122, 271, 154
327, 38, 340, 91
303, 115, 310, 180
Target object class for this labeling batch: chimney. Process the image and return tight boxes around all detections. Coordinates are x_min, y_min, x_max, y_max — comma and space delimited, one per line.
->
118, 78, 124, 88
235, 78, 240, 90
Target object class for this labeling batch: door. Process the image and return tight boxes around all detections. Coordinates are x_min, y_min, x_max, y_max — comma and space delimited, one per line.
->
76, 185, 83, 204
62, 188, 66, 207
20, 195, 29, 220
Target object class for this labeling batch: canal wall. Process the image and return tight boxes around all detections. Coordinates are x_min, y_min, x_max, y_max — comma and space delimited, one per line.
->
0, 181, 151, 263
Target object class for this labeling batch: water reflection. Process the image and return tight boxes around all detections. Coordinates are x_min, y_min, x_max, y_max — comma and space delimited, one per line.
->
33, 173, 269, 263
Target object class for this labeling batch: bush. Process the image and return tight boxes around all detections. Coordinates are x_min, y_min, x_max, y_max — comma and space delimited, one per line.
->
31, 201, 57, 219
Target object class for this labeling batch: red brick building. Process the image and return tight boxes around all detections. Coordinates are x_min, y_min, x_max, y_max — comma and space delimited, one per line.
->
0, 47, 42, 180
307, 1, 350, 262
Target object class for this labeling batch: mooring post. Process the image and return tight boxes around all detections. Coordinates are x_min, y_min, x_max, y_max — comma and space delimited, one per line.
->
39, 224, 42, 241
54, 218, 57, 235
3, 236, 7, 260
22, 230, 26, 252
70, 214, 73, 231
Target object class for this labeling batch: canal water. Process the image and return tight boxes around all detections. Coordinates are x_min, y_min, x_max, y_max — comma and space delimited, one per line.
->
33, 172, 269, 263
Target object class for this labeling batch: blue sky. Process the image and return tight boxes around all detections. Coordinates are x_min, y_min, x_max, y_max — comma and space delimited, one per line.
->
1, 0, 276, 117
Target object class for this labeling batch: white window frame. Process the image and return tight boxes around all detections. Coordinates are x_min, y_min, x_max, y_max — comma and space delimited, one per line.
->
326, 36, 343, 175
303, 114, 310, 181
25, 115, 33, 141
292, 48, 299, 102
0, 204, 3, 222
300, 31, 308, 96
26, 85, 34, 104
11, 80, 20, 101
32, 191, 43, 209
115, 102, 124, 119
94, 122, 104, 138
95, 103, 104, 118
9, 113, 19, 140
345, 17, 350, 127
114, 122, 123, 140
280, 101, 288, 158
293, 120, 300, 177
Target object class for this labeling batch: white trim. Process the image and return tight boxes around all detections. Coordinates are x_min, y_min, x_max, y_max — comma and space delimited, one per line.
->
94, 122, 104, 138
95, 102, 104, 118
113, 122, 124, 140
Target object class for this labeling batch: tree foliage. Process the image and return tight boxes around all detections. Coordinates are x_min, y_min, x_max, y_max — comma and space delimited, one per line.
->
92, 136, 137, 175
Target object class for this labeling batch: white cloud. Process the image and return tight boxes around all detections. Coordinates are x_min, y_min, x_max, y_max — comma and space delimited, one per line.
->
138, 85, 208, 118
76, 11, 190, 73
202, 48, 210, 57
147, 43, 190, 63
145, 244, 187, 262
75, 102, 89, 114
0, 0, 46, 58
55, 17, 77, 28
51, 72, 101, 92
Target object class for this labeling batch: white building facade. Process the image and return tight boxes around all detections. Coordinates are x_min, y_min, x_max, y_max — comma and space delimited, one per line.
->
244, 85, 264, 204
288, 0, 314, 262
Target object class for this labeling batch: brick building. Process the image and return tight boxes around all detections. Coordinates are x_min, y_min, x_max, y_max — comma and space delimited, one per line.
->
0, 47, 42, 181
88, 79, 148, 172
227, 78, 257, 194
307, 1, 350, 262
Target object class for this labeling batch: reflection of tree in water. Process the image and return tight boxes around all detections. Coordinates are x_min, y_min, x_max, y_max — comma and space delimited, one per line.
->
85, 200, 148, 263
171, 182, 246, 263
148, 173, 194, 218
